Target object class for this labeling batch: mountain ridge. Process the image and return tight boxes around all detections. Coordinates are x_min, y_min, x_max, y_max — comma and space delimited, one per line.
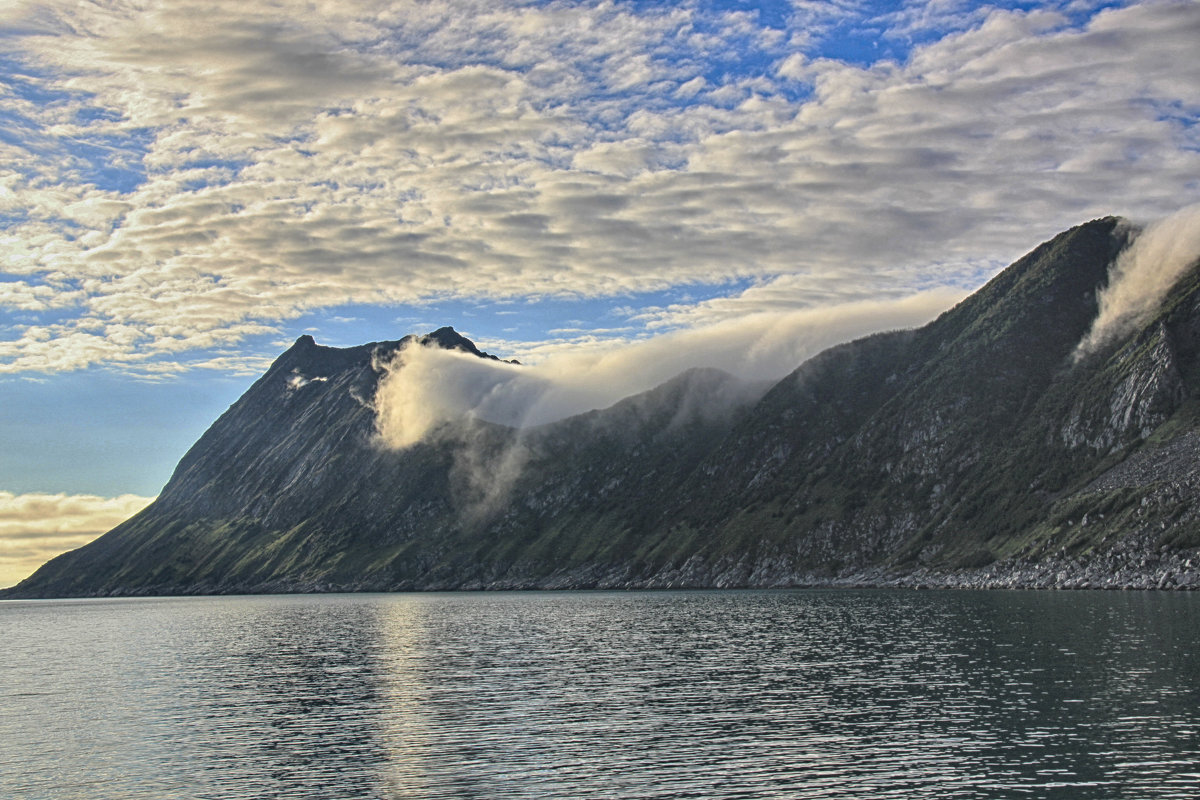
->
7, 216, 1200, 597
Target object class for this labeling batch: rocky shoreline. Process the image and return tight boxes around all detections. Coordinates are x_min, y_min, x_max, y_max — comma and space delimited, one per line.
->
10, 546, 1197, 598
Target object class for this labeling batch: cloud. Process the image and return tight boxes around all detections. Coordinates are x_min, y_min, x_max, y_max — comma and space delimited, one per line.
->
0, 0, 1198, 375
1076, 203, 1200, 359
375, 287, 963, 446
374, 344, 545, 448
0, 491, 154, 587
371, 286, 963, 521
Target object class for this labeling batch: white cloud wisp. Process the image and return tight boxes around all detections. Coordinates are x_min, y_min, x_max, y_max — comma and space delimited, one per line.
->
374, 287, 964, 447
1076, 203, 1200, 359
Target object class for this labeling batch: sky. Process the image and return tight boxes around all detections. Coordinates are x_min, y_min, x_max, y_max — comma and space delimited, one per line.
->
2, 0, 1199, 587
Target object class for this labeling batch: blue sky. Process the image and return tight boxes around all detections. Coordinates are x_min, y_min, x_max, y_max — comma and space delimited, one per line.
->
1, 0, 1199, 586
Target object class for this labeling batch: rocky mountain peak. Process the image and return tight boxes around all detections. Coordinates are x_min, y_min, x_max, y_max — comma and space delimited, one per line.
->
277, 326, 515, 378
421, 326, 475, 352
413, 326, 519, 364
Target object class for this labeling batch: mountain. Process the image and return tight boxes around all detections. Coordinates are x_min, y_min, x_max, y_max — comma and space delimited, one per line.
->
7, 218, 1200, 597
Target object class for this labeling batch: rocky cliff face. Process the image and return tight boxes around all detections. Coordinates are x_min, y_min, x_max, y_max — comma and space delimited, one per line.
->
7, 219, 1200, 597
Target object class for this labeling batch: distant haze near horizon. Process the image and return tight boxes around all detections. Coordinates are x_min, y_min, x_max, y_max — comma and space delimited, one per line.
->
2, 0, 1200, 587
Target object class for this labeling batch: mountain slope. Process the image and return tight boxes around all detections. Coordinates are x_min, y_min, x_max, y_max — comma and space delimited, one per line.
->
632, 217, 1200, 587
7, 218, 1200, 597
9, 331, 764, 595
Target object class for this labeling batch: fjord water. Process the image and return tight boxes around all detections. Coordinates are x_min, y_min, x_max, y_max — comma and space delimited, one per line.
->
2, 591, 1198, 799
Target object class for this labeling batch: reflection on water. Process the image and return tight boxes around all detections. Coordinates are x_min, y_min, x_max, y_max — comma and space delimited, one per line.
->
2, 590, 1199, 799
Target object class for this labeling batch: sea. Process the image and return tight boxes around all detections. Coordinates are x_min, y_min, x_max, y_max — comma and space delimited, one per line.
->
2, 589, 1198, 799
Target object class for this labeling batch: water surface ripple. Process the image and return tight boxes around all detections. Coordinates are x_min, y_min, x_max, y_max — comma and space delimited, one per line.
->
2, 590, 1198, 799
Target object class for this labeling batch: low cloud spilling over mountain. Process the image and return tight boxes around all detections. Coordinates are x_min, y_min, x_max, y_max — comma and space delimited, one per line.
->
1077, 204, 1200, 358
8, 215, 1200, 597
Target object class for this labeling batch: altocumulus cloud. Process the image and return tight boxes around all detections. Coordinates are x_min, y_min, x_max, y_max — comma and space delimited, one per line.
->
0, 0, 1198, 376
0, 492, 155, 587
